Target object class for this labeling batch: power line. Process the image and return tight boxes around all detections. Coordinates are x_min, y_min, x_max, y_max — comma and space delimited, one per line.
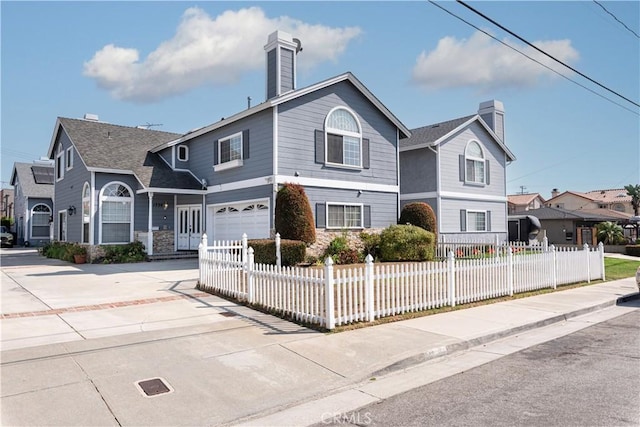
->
426, 1, 639, 116
456, 0, 640, 109
592, 0, 640, 39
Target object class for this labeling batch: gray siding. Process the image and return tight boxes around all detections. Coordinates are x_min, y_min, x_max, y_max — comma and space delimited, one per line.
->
267, 49, 277, 100
26, 198, 53, 246
439, 121, 506, 198
154, 194, 175, 232
280, 48, 294, 93
305, 187, 398, 229
159, 150, 173, 167
277, 81, 398, 186
185, 109, 273, 186
52, 131, 91, 243
399, 149, 437, 194
440, 198, 507, 234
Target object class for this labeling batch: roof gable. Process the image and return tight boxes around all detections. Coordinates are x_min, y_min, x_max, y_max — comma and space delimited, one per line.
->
10, 162, 54, 199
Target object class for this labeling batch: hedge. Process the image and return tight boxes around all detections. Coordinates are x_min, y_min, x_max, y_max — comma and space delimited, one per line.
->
248, 239, 306, 267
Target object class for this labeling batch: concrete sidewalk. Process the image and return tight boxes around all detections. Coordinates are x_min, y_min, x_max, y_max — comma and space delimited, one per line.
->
1, 248, 638, 426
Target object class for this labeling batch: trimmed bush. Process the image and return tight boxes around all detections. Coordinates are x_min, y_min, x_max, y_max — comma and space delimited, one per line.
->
248, 239, 306, 266
625, 245, 640, 257
323, 235, 362, 265
399, 202, 437, 238
359, 231, 381, 259
379, 224, 435, 262
274, 183, 316, 244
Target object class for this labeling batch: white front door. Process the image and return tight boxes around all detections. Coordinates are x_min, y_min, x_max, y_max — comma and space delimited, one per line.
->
177, 206, 202, 250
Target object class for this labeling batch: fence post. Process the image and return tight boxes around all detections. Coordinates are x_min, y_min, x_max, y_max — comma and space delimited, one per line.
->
247, 247, 255, 304
598, 242, 605, 281
325, 257, 335, 330
198, 233, 207, 287
584, 243, 591, 283
494, 234, 500, 258
275, 232, 281, 268
242, 233, 248, 271
448, 251, 456, 307
551, 245, 557, 289
364, 254, 375, 322
543, 236, 549, 251
508, 246, 514, 296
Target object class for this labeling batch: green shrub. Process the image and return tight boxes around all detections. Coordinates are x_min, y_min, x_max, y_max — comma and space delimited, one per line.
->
359, 231, 381, 259
323, 235, 362, 264
248, 239, 306, 266
39, 241, 87, 263
625, 245, 640, 257
399, 202, 437, 239
379, 225, 435, 262
274, 183, 316, 244
98, 241, 146, 264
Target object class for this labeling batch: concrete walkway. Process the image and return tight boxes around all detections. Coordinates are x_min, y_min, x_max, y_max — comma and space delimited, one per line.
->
1, 248, 638, 426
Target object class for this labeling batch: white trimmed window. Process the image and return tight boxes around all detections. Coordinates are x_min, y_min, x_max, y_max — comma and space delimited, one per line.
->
31, 204, 51, 238
327, 203, 363, 229
65, 147, 74, 170
468, 211, 487, 232
215, 132, 243, 171
325, 108, 362, 167
177, 145, 189, 162
465, 141, 485, 184
99, 182, 133, 244
82, 183, 91, 243
56, 146, 64, 181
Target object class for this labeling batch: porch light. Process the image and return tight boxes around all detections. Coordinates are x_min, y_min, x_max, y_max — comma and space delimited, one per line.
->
67, 205, 76, 216
162, 201, 169, 210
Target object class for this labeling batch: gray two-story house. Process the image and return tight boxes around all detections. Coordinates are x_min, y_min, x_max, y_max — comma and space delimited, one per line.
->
46, 31, 410, 256
400, 100, 516, 243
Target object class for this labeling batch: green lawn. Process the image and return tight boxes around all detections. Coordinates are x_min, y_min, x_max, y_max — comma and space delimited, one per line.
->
604, 257, 640, 280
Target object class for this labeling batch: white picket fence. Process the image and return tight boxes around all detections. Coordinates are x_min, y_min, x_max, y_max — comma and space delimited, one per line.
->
198, 234, 605, 330
435, 237, 547, 259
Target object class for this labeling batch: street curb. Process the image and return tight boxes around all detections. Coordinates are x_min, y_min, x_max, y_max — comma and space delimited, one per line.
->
370, 292, 640, 378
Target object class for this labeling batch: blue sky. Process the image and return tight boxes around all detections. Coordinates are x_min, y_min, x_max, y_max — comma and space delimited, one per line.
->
2, 1, 638, 199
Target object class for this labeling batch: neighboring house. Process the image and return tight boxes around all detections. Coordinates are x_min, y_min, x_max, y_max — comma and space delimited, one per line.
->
10, 161, 54, 246
399, 100, 516, 243
508, 193, 545, 214
514, 205, 634, 245
1, 188, 14, 221
46, 31, 410, 256
546, 188, 634, 214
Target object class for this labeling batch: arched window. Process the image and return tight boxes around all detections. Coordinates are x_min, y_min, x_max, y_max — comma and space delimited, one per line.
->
465, 141, 485, 184
99, 182, 133, 244
31, 204, 51, 238
325, 107, 362, 167
82, 183, 91, 243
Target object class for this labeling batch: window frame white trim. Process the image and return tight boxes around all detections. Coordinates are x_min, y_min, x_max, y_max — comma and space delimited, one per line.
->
30, 203, 52, 239
464, 140, 486, 185
55, 145, 64, 181
65, 147, 74, 171
326, 202, 364, 230
82, 182, 91, 244
324, 106, 363, 169
466, 209, 487, 232
98, 181, 134, 244
216, 131, 243, 167
177, 144, 189, 162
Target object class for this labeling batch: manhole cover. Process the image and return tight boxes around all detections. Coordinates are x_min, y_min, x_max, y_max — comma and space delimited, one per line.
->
220, 311, 238, 317
136, 378, 173, 397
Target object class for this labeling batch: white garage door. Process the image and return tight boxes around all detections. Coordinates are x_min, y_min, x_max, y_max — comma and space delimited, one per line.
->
211, 200, 270, 241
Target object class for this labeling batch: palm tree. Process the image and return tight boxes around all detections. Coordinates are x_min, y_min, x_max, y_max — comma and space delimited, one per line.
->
625, 184, 640, 216
596, 221, 623, 245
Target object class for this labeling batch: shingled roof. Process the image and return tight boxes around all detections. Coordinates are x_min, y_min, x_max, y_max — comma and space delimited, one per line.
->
10, 162, 54, 199
400, 115, 475, 150
54, 118, 201, 190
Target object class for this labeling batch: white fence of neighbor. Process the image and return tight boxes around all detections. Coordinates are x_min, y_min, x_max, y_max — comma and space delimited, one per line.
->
435, 236, 548, 259
198, 234, 606, 330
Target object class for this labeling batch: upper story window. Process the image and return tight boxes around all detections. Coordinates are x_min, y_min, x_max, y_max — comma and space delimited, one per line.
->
325, 108, 362, 167
214, 130, 249, 172
177, 145, 189, 162
465, 141, 485, 184
65, 147, 74, 171
55, 146, 64, 181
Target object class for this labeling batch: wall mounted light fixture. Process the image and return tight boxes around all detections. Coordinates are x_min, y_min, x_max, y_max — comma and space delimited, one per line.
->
162, 201, 169, 210
67, 205, 76, 216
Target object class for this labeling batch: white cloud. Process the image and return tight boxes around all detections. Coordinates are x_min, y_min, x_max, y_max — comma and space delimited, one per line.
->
411, 31, 579, 91
83, 7, 361, 103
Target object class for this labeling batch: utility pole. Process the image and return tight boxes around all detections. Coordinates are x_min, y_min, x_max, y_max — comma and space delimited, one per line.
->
519, 186, 527, 195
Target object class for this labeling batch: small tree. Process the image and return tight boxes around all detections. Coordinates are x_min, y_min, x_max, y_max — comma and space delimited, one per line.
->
274, 183, 316, 244
624, 184, 640, 216
596, 221, 624, 245
398, 202, 437, 239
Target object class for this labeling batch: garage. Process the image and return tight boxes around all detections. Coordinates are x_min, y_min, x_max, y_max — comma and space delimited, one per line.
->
209, 200, 270, 241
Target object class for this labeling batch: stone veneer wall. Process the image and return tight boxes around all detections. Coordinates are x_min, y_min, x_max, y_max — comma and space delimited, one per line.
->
307, 228, 385, 259
153, 230, 174, 254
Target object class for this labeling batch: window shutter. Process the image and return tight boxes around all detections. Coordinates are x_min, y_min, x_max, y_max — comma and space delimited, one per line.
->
364, 205, 371, 228
362, 139, 370, 169
460, 209, 467, 231
315, 130, 324, 164
316, 203, 326, 228
486, 211, 491, 231
459, 155, 465, 182
485, 160, 490, 185
243, 129, 250, 159
213, 139, 219, 165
